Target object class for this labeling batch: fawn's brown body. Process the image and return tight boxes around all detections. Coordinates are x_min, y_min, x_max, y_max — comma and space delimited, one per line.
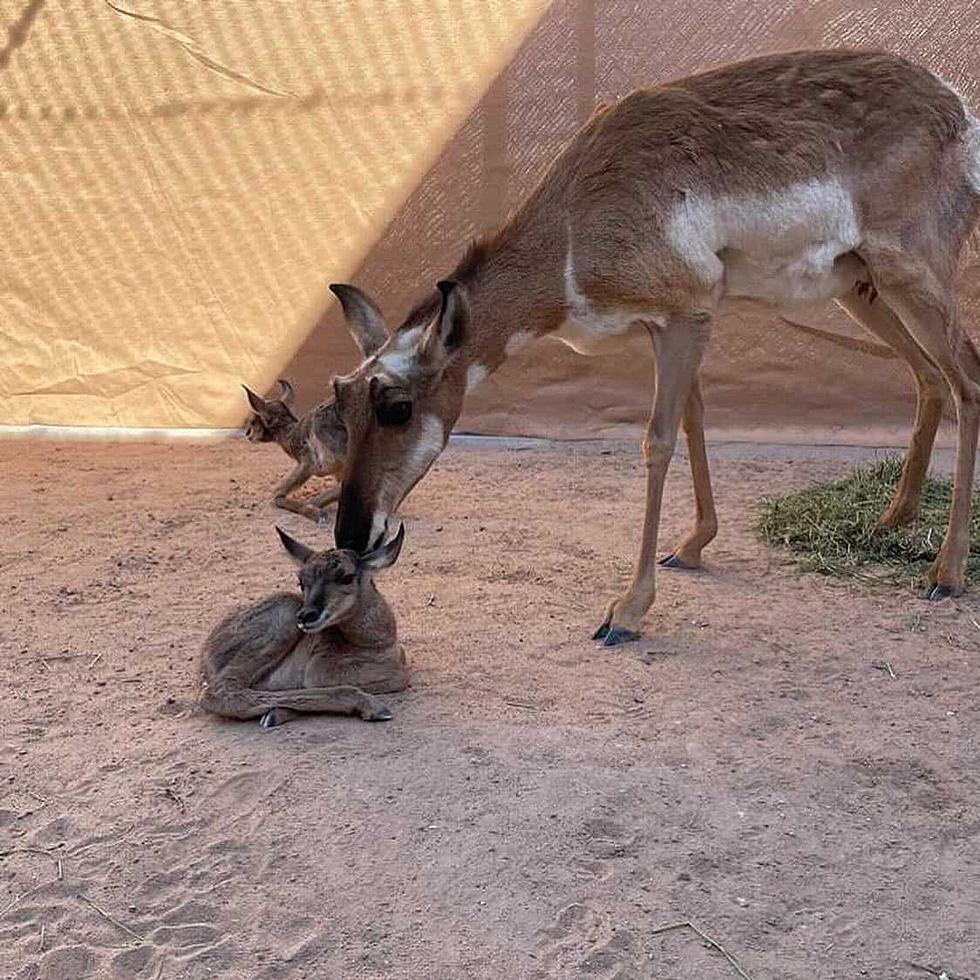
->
243, 380, 347, 524
200, 525, 408, 727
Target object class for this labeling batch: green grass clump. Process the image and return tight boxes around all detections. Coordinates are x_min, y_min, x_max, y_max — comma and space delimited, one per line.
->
756, 456, 980, 586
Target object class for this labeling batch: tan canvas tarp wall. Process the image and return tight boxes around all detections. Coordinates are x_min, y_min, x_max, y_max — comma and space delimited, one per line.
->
2, 1, 979, 443
0, 0, 551, 429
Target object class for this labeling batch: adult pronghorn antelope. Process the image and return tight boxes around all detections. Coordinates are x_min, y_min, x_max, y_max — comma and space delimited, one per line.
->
327, 49, 980, 645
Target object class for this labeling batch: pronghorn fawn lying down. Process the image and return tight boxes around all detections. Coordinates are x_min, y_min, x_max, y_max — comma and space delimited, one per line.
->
242, 379, 347, 524
200, 523, 408, 728
325, 49, 980, 645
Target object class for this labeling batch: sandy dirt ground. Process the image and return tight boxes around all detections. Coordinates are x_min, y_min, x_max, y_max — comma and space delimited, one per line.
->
1, 437, 978, 980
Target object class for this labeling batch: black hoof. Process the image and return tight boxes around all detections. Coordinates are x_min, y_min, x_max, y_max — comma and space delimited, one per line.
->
259, 709, 280, 729
367, 707, 393, 722
601, 626, 642, 647
923, 583, 954, 601
592, 619, 611, 641
658, 553, 695, 570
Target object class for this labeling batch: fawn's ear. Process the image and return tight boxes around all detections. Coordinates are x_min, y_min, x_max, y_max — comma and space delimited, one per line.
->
276, 526, 314, 565
359, 522, 405, 571
275, 379, 295, 406
243, 385, 267, 414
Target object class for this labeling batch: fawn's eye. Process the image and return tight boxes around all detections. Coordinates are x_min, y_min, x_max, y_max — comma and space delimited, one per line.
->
336, 573, 355, 585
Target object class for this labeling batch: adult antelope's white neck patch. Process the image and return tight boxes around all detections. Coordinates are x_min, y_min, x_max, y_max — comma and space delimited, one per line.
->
466, 363, 488, 391
557, 232, 654, 355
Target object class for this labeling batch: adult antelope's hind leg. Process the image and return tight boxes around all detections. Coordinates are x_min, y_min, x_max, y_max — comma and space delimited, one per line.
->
659, 378, 717, 569
873, 272, 980, 598
835, 285, 947, 528
594, 314, 711, 646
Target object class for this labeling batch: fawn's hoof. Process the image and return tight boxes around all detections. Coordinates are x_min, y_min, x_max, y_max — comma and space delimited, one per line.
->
259, 709, 281, 729
365, 706, 393, 722
592, 618, 611, 641
922, 583, 955, 601
658, 552, 696, 570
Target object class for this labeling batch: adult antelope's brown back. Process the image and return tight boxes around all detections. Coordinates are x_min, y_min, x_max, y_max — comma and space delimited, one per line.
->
325, 49, 980, 644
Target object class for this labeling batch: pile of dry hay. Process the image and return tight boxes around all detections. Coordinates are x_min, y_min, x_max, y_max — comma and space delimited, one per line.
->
756, 457, 980, 588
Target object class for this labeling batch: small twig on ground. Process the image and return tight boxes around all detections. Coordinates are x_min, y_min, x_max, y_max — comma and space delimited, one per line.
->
77, 894, 143, 942
871, 661, 898, 680
39, 923, 45, 952
1, 847, 64, 879
504, 698, 538, 710
970, 617, 980, 632
25, 790, 49, 807
909, 962, 973, 980
651, 919, 755, 980
0, 884, 42, 919
87, 652, 103, 669
163, 787, 186, 812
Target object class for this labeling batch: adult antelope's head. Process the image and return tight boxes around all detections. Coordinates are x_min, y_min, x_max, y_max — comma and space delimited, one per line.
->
328, 280, 469, 551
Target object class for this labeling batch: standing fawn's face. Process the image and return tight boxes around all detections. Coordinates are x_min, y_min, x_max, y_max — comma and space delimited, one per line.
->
242, 381, 296, 443
327, 282, 468, 552
276, 524, 405, 633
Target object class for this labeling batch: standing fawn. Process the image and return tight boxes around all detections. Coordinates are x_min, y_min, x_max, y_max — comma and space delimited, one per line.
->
200, 523, 409, 728
242, 380, 347, 524
323, 49, 980, 645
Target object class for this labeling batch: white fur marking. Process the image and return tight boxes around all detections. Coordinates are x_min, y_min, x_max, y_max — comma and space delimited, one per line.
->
557, 236, 652, 355
377, 327, 424, 379
669, 178, 863, 307
466, 363, 488, 391
928, 72, 980, 195
505, 330, 535, 356
413, 414, 447, 465
962, 114, 980, 195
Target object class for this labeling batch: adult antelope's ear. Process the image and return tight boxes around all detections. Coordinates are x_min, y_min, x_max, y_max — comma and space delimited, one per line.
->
242, 385, 267, 414
329, 284, 389, 358
275, 378, 295, 406
359, 522, 405, 571
276, 526, 314, 565
420, 280, 467, 372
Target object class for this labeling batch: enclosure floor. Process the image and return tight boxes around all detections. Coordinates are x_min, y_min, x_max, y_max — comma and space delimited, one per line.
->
2, 439, 978, 980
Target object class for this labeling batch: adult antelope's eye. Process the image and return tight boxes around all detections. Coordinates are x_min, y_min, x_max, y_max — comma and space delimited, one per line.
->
336, 572, 355, 585
375, 399, 412, 427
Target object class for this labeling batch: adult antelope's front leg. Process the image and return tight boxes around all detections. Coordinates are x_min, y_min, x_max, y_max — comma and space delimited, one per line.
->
659, 378, 717, 569
594, 314, 711, 646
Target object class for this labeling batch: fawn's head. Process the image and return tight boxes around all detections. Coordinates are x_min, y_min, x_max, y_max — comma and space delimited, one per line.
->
328, 282, 469, 551
275, 522, 405, 632
242, 380, 297, 442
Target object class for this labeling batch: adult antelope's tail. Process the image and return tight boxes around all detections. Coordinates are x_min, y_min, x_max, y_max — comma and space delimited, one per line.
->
779, 315, 896, 359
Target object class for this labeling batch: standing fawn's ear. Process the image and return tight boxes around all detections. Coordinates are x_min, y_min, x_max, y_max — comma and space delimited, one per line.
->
329, 284, 389, 358
419, 280, 467, 371
275, 379, 295, 406
359, 522, 405, 572
243, 385, 267, 414
276, 526, 314, 565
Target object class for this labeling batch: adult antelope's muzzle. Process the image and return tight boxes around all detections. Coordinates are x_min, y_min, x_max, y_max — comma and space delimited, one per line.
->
335, 480, 374, 552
